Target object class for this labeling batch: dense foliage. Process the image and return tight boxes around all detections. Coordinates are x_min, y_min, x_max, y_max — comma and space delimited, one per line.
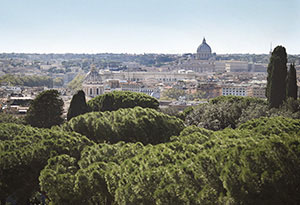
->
0, 113, 25, 124
67, 90, 89, 121
2, 93, 300, 204
87, 91, 159, 112
286, 63, 297, 100
186, 96, 268, 130
186, 96, 300, 131
63, 107, 185, 144
0, 123, 92, 204
25, 90, 64, 128
39, 117, 300, 204
0, 74, 53, 87
266, 46, 288, 108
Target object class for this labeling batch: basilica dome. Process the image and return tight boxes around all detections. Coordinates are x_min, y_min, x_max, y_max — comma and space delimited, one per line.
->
83, 65, 104, 98
196, 38, 212, 60
84, 65, 102, 84
197, 38, 211, 53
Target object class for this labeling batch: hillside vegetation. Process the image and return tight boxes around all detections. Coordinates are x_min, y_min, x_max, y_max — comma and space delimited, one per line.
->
1, 94, 300, 204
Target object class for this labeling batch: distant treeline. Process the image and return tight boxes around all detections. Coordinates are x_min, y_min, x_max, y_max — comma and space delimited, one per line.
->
0, 74, 63, 87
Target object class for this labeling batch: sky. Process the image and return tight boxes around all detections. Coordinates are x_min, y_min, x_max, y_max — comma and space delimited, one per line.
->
0, 0, 299, 54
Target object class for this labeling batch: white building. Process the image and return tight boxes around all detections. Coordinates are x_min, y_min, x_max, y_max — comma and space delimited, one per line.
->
225, 61, 249, 72
250, 63, 268, 72
121, 83, 160, 99
248, 86, 266, 98
221, 84, 248, 96
82, 66, 104, 98
100, 71, 198, 82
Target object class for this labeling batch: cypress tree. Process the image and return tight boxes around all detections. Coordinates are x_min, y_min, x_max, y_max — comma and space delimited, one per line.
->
67, 90, 89, 121
286, 63, 298, 100
266, 46, 288, 108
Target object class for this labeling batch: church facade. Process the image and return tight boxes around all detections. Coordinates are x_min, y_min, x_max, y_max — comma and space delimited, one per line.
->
82, 65, 104, 98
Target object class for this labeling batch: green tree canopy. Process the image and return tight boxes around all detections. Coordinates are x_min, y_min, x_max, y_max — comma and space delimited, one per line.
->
0, 74, 53, 87
46, 116, 300, 204
2, 116, 300, 204
286, 63, 298, 100
0, 123, 92, 204
186, 96, 268, 130
67, 90, 89, 121
266, 46, 288, 108
87, 91, 159, 112
63, 107, 185, 144
0, 113, 25, 124
25, 90, 64, 128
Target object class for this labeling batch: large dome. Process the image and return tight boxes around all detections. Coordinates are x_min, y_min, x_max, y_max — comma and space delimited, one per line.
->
84, 65, 102, 84
196, 38, 212, 60
197, 38, 212, 53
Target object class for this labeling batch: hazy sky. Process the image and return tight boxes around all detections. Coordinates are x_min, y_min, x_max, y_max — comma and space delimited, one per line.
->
0, 0, 299, 54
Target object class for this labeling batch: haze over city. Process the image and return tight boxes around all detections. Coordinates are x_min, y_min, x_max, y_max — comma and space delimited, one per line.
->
1, 0, 299, 54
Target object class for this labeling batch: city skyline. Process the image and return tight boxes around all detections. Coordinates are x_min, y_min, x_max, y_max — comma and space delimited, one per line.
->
0, 0, 299, 54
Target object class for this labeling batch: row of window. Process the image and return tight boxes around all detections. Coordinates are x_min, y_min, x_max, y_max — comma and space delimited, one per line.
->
223, 88, 246, 91
223, 90, 246, 93
129, 78, 178, 82
223, 93, 246, 96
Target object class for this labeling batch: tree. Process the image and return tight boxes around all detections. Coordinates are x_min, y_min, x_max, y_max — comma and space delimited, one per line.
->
87, 91, 159, 112
63, 107, 185, 144
25, 90, 64, 128
67, 90, 89, 121
286, 63, 298, 100
185, 96, 268, 130
266, 46, 288, 108
0, 123, 92, 204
